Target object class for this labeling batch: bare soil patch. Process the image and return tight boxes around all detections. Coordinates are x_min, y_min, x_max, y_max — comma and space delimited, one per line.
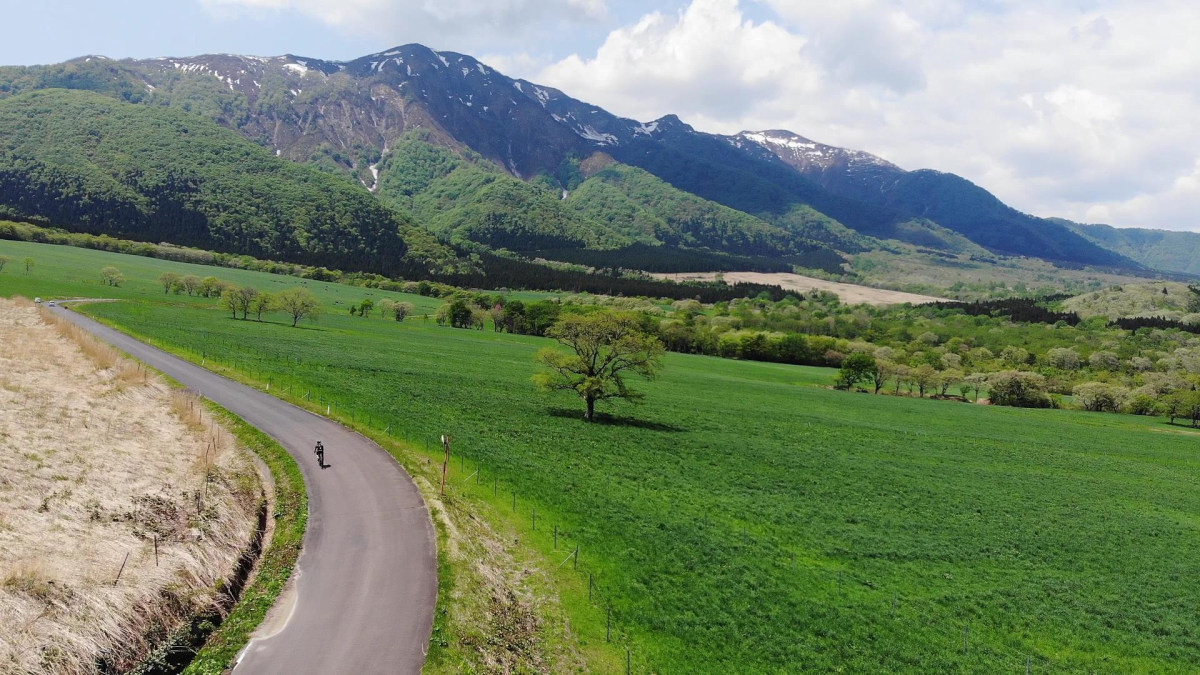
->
651, 271, 947, 306
0, 299, 258, 673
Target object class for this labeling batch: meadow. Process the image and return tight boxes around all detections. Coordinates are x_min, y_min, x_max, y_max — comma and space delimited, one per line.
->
6, 240, 1200, 672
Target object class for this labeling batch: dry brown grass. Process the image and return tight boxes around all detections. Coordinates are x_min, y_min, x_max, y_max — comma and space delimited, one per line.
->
0, 299, 259, 673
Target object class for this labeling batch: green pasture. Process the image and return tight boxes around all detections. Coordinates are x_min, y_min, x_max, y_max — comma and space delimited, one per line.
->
6, 240, 1200, 672
0, 238, 444, 313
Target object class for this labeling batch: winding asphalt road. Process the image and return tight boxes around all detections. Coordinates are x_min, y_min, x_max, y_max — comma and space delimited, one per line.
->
49, 305, 437, 673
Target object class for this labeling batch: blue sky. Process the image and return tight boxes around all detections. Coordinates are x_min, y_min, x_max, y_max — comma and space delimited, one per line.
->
0, 0, 690, 65
5, 0, 1200, 232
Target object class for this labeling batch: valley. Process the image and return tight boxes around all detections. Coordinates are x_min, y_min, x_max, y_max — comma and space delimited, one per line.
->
2, 31, 1200, 675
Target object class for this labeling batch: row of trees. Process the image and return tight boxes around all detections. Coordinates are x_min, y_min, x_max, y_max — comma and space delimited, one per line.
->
347, 298, 415, 321
159, 272, 228, 297
158, 273, 322, 327
435, 295, 564, 335
225, 287, 321, 327
834, 351, 1200, 421
0, 255, 35, 274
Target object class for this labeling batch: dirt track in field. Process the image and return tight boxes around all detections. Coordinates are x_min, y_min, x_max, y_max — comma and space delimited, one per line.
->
652, 271, 947, 306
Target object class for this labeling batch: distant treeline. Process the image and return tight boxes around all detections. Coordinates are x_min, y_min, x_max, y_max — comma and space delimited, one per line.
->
436, 254, 796, 303
530, 243, 844, 275
1110, 316, 1200, 335
2, 221, 794, 303
930, 297, 1081, 326
443, 294, 849, 369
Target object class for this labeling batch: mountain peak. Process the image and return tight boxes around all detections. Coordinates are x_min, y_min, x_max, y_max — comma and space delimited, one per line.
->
650, 114, 693, 133
738, 129, 897, 172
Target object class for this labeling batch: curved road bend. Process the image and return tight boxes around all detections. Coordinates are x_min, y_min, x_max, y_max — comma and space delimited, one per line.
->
50, 305, 437, 674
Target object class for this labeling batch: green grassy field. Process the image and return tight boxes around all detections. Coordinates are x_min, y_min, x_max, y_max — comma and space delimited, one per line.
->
6, 240, 1200, 672
0, 238, 446, 313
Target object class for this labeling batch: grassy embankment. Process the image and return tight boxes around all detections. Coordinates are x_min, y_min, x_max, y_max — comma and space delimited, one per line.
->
0, 297, 259, 673
176, 407, 306, 674
7, 240, 1200, 672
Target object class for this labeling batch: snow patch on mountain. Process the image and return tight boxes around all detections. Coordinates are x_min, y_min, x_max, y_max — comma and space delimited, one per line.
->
575, 125, 617, 145
740, 131, 896, 171
633, 121, 660, 136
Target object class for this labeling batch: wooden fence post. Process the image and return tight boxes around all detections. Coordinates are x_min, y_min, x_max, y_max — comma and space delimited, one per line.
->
440, 435, 450, 496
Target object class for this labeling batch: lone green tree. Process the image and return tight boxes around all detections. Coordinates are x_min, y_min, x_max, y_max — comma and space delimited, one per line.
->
100, 266, 124, 287
22, 257, 34, 275
277, 287, 321, 327
0, 255, 9, 272
533, 313, 665, 422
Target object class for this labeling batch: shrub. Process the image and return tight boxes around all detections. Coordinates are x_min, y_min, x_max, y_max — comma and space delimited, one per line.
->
988, 370, 1051, 408
1072, 382, 1127, 413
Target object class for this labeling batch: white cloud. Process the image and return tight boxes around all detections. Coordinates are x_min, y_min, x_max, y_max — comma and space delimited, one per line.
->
198, 0, 609, 50
528, 0, 1200, 231
538, 0, 813, 122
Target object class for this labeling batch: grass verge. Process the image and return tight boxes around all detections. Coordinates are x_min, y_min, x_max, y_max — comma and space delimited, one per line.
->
178, 402, 307, 674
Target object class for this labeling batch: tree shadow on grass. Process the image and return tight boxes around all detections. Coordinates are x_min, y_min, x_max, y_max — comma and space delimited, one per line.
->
545, 407, 687, 432
222, 317, 327, 331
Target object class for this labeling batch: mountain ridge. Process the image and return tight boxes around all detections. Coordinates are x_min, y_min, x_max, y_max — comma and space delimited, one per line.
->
0, 44, 1155, 272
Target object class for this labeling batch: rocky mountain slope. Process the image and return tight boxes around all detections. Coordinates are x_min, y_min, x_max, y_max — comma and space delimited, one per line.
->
733, 130, 1129, 267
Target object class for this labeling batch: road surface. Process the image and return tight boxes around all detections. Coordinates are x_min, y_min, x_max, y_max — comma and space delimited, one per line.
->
49, 305, 437, 674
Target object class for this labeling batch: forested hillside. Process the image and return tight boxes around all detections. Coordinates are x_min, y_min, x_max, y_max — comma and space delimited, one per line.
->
566, 156, 862, 256
374, 132, 848, 260
1065, 221, 1200, 275
376, 134, 627, 250
0, 89, 453, 276
610, 124, 978, 254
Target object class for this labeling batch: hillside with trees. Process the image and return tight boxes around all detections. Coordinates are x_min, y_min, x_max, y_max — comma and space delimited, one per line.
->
374, 132, 850, 262
1062, 282, 1200, 322
1065, 221, 1200, 275
0, 89, 455, 277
